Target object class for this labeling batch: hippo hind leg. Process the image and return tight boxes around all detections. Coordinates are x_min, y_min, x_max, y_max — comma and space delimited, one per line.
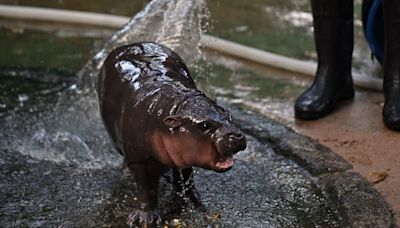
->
127, 162, 163, 227
172, 167, 205, 210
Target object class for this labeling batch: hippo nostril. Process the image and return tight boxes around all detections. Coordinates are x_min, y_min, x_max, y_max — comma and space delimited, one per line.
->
226, 133, 246, 153
229, 134, 243, 142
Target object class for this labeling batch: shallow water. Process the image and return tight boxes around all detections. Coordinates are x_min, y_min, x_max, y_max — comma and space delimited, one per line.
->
1, 0, 381, 72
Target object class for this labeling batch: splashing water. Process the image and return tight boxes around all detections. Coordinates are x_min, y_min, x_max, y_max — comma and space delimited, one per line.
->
2, 0, 208, 169
78, 0, 206, 92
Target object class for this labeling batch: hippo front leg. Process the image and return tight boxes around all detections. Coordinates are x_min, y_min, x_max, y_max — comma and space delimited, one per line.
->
173, 167, 204, 209
127, 163, 163, 227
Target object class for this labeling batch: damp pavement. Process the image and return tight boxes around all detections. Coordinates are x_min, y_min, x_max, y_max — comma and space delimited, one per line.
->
0, 101, 394, 227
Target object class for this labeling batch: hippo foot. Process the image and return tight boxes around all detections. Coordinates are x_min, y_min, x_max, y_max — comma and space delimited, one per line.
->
126, 209, 161, 227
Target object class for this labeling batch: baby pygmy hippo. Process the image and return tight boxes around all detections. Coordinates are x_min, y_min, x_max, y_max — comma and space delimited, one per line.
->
98, 42, 246, 227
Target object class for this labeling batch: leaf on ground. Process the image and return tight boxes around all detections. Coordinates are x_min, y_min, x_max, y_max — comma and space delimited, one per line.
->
367, 171, 388, 184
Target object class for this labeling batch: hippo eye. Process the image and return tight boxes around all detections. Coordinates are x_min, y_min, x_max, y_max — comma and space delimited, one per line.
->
198, 121, 218, 134
199, 122, 210, 132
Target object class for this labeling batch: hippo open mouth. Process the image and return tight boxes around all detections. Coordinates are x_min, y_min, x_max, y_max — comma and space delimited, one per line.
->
214, 153, 234, 172
213, 133, 246, 172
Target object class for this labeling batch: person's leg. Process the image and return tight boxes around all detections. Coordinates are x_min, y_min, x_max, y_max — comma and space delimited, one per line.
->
382, 0, 400, 130
295, 0, 354, 119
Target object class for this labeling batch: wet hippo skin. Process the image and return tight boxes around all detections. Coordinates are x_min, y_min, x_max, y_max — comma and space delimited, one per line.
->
98, 42, 246, 227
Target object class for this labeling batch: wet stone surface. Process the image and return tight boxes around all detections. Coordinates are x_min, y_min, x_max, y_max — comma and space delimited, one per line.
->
0, 104, 394, 227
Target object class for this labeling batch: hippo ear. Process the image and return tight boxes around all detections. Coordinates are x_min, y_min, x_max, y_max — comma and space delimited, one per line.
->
163, 116, 183, 128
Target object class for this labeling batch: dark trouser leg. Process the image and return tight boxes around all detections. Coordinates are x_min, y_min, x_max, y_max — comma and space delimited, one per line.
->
382, 0, 400, 130
295, 0, 355, 119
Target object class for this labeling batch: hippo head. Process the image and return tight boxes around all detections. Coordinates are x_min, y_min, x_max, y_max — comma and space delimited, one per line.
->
162, 95, 246, 172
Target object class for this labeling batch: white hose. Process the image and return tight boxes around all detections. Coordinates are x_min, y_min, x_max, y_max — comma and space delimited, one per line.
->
201, 35, 383, 91
0, 5, 128, 28
0, 4, 383, 91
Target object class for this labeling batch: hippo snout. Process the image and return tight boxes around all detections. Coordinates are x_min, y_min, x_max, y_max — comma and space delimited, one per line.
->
229, 133, 244, 143
229, 133, 246, 151
218, 132, 246, 156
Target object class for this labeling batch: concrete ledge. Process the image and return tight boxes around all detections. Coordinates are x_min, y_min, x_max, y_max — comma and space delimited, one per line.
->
226, 103, 394, 227
230, 107, 352, 175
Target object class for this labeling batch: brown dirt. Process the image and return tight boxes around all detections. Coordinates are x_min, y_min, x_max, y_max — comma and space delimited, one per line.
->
292, 89, 400, 225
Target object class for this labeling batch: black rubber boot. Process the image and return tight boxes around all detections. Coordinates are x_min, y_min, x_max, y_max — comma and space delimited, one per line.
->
382, 1, 400, 131
295, 0, 355, 120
